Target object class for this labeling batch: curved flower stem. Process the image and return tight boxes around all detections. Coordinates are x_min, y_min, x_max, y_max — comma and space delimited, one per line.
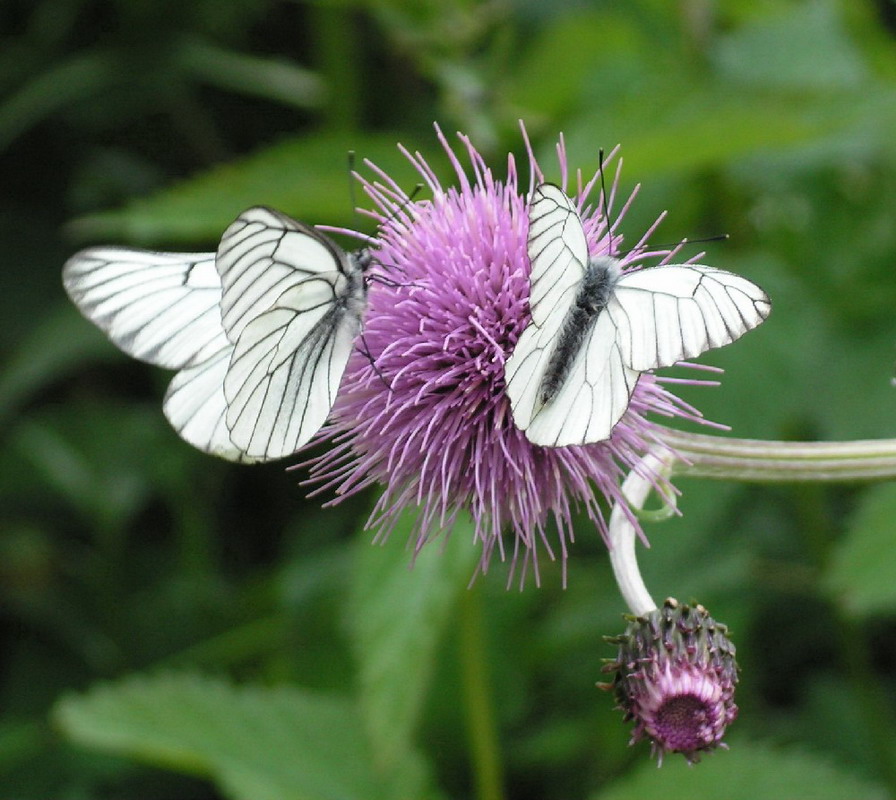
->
459, 584, 505, 800
607, 450, 676, 616
657, 428, 896, 482
607, 427, 896, 617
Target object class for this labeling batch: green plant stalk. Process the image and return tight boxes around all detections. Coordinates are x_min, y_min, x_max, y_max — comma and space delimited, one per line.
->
458, 585, 505, 800
310, 5, 361, 131
659, 428, 896, 481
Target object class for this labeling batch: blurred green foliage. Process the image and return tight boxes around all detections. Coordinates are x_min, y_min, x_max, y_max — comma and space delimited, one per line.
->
3, 0, 896, 797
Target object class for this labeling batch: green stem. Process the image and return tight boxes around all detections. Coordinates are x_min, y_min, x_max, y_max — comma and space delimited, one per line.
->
310, 5, 361, 131
609, 428, 896, 615
609, 430, 896, 785
658, 428, 896, 482
458, 585, 504, 800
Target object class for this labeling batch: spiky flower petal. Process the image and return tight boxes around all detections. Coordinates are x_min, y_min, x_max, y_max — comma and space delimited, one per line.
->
602, 597, 739, 763
305, 126, 714, 583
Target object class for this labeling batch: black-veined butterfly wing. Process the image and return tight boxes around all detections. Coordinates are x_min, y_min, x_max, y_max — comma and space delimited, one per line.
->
63, 207, 370, 463
504, 183, 771, 448
62, 248, 226, 369
62, 247, 249, 459
214, 207, 368, 461
505, 183, 598, 441
609, 266, 771, 372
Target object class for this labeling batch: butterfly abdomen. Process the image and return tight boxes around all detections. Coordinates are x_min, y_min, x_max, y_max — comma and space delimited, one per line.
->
539, 257, 619, 405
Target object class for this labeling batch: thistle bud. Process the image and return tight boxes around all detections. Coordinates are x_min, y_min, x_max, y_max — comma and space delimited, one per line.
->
602, 597, 738, 764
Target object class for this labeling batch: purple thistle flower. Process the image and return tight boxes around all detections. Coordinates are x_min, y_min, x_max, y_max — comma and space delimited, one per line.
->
602, 597, 739, 763
304, 124, 714, 583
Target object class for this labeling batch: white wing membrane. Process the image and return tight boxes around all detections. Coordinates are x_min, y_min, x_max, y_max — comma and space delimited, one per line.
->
505, 183, 771, 447
216, 206, 354, 341
162, 347, 251, 462
610, 266, 771, 371
224, 281, 361, 461
217, 207, 366, 461
518, 313, 639, 447
63, 206, 368, 462
63, 248, 226, 369
525, 183, 588, 328
504, 184, 590, 436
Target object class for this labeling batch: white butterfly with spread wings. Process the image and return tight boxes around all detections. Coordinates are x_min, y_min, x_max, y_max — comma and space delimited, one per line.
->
63, 206, 371, 462
504, 183, 771, 448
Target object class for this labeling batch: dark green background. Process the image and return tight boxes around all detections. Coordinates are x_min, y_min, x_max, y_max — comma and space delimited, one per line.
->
3, 1, 896, 798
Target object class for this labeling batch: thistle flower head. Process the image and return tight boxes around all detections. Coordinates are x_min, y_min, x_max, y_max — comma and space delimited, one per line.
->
602, 597, 739, 763
305, 125, 712, 583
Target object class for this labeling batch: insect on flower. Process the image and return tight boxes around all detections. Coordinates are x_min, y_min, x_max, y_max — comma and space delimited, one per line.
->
504, 183, 771, 447
305, 126, 747, 582
65, 124, 768, 584
63, 207, 372, 462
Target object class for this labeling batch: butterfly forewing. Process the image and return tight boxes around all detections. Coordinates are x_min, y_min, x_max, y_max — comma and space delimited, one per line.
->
504, 184, 591, 433
63, 248, 227, 369
610, 266, 772, 372
216, 207, 355, 342
525, 184, 588, 328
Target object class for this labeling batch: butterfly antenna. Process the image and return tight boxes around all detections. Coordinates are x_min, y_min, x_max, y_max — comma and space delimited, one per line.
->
598, 148, 614, 255
620, 232, 730, 262
383, 182, 424, 227
637, 233, 730, 251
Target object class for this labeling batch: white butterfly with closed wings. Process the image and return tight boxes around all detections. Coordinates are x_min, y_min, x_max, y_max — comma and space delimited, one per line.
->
504, 183, 771, 447
63, 206, 371, 462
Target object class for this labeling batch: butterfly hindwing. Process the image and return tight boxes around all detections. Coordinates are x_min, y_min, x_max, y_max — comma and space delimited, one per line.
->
223, 277, 363, 461
162, 347, 253, 462
514, 311, 639, 447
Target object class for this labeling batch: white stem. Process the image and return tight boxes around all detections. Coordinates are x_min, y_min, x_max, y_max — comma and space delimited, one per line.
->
607, 450, 675, 616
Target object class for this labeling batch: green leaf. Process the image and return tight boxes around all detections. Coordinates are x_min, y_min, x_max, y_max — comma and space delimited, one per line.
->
711, 0, 868, 90
592, 740, 888, 800
346, 510, 479, 782
823, 483, 896, 618
503, 11, 647, 120
67, 131, 444, 246
562, 83, 888, 182
54, 672, 393, 800
176, 38, 325, 109
7, 399, 197, 534
0, 50, 116, 151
